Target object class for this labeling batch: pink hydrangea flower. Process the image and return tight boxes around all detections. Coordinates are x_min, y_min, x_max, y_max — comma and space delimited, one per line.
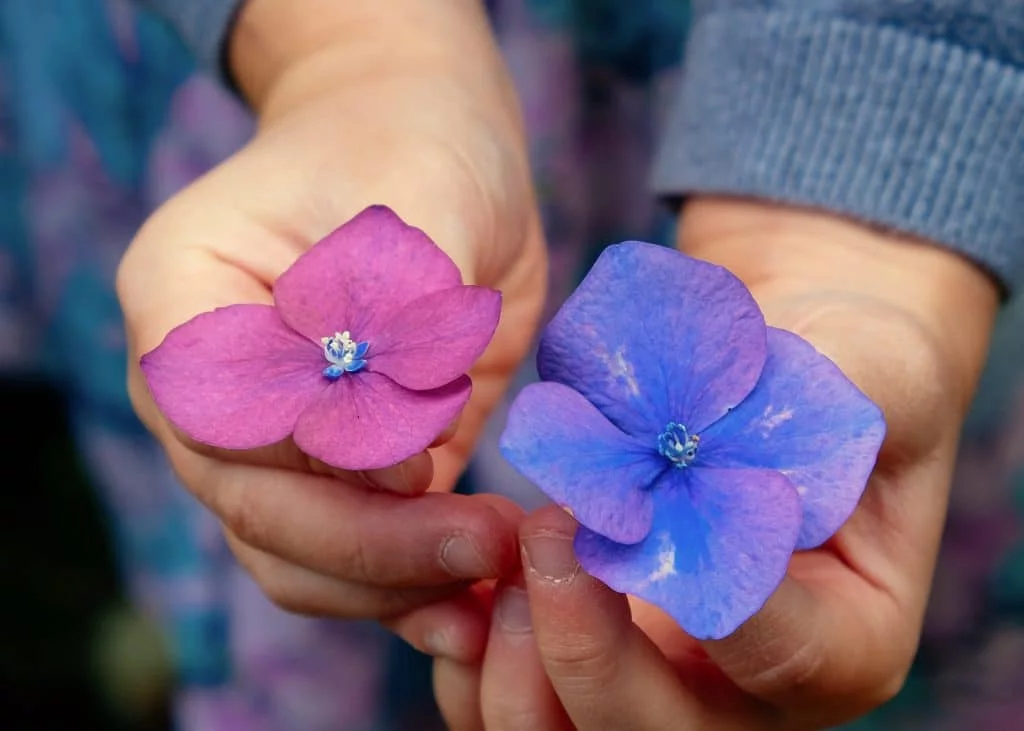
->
141, 206, 501, 470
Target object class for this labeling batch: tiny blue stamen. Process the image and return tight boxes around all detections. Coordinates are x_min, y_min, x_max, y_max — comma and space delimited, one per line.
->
320, 330, 370, 379
657, 422, 700, 468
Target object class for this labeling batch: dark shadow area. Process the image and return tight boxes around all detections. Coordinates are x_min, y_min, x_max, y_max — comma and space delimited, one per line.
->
0, 378, 170, 731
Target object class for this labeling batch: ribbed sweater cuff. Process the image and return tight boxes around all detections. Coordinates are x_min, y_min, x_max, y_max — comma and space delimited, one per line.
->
653, 12, 1024, 294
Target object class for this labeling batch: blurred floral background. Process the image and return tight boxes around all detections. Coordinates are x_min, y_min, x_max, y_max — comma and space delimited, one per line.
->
1, 1, 1021, 729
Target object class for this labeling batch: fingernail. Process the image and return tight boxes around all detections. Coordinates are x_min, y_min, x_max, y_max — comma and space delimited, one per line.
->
441, 534, 491, 578
423, 628, 457, 659
495, 587, 532, 634
521, 532, 579, 584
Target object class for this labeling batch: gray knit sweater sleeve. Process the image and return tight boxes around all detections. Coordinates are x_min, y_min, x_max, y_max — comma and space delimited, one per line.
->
653, 1, 1024, 293
133, 1, 1024, 291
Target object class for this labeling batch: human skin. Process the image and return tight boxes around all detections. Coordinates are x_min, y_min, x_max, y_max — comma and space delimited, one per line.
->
433, 199, 1000, 730
117, 0, 543, 643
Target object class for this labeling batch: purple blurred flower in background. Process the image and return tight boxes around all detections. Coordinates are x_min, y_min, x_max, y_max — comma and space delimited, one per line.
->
501, 243, 885, 639
142, 205, 501, 470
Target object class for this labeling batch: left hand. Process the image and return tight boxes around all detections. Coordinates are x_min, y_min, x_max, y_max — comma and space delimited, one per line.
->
431, 199, 999, 730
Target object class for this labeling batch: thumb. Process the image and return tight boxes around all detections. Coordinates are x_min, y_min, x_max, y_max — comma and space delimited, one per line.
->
519, 506, 761, 731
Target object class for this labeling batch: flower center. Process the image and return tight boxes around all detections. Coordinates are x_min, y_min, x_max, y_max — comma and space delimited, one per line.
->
657, 422, 700, 468
321, 330, 369, 380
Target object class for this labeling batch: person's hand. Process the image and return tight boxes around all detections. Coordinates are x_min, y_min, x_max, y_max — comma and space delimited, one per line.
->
434, 198, 999, 729
116, 0, 545, 653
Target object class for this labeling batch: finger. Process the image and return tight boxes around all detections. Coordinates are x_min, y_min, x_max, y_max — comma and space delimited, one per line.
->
480, 576, 573, 731
181, 454, 520, 587
430, 414, 462, 448
384, 582, 495, 663
226, 530, 466, 619
434, 659, 484, 731
384, 503, 521, 658
360, 452, 434, 495
210, 439, 435, 495
521, 506, 767, 731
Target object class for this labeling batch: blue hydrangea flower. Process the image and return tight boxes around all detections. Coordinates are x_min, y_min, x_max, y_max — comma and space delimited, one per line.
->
500, 242, 886, 639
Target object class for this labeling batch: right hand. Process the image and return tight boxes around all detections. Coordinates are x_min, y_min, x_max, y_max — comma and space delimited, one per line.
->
117, 0, 546, 660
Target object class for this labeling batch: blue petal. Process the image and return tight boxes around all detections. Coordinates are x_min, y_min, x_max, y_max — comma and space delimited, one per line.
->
344, 358, 368, 373
354, 341, 370, 359
538, 243, 767, 439
575, 467, 801, 640
699, 328, 886, 549
500, 382, 666, 544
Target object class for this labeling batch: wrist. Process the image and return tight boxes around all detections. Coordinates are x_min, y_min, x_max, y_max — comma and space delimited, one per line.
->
228, 0, 516, 125
678, 198, 999, 404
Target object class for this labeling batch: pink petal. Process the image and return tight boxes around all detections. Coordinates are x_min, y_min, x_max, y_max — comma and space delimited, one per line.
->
140, 305, 327, 449
273, 206, 463, 342
292, 372, 472, 470
366, 286, 501, 390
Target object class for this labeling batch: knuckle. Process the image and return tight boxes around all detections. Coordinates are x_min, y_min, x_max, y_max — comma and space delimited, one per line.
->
258, 573, 436, 623
334, 529, 375, 583
859, 662, 911, 713
540, 632, 618, 689
741, 632, 828, 699
483, 704, 550, 731
235, 553, 358, 619
227, 545, 307, 617
260, 578, 309, 616
222, 494, 272, 550
158, 438, 220, 505
809, 664, 911, 729
836, 631, 917, 718
779, 635, 911, 725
